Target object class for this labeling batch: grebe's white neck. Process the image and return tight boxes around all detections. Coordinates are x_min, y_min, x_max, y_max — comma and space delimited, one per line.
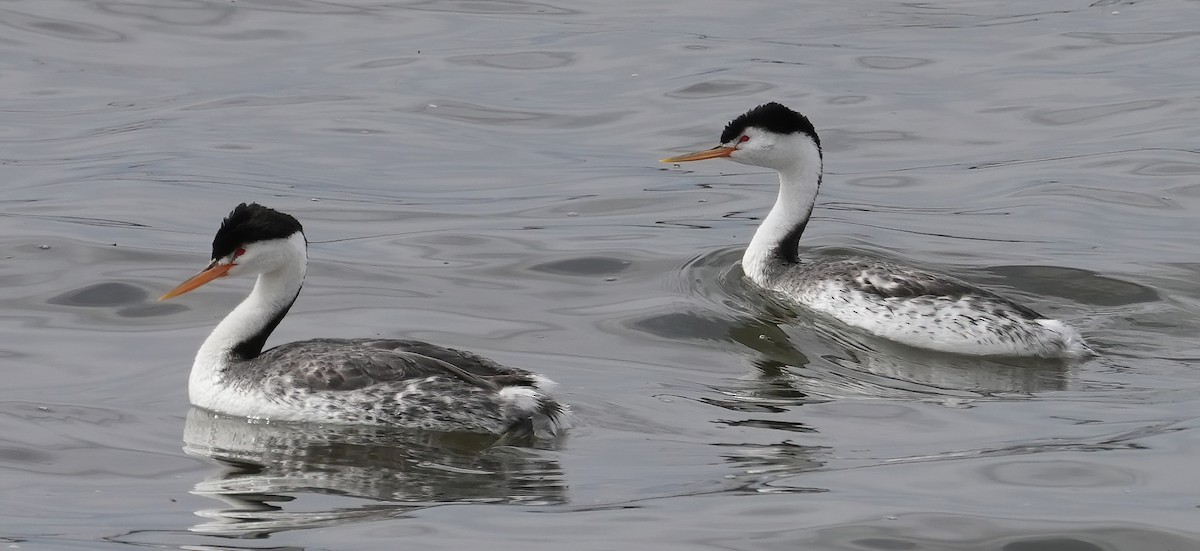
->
742, 137, 822, 285
190, 233, 307, 401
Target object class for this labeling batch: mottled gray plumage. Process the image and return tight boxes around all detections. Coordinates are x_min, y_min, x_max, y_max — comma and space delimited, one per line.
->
755, 256, 1082, 357
253, 338, 539, 391
780, 258, 1043, 318
220, 337, 563, 434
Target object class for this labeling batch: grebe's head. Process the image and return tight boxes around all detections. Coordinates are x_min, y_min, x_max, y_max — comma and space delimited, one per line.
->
662, 102, 821, 172
161, 203, 305, 300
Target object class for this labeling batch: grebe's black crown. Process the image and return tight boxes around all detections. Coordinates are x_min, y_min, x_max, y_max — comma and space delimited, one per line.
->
720, 102, 820, 147
212, 203, 304, 260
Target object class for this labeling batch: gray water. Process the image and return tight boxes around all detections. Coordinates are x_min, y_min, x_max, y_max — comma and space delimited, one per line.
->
3, 0, 1200, 549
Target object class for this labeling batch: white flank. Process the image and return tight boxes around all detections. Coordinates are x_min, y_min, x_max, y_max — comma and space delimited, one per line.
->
498, 386, 544, 414
529, 374, 558, 391
1036, 318, 1095, 359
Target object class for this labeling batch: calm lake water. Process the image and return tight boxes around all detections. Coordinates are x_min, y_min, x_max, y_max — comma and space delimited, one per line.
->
3, 0, 1200, 549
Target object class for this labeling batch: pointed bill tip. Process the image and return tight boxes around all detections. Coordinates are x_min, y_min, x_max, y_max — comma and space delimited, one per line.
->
160, 262, 234, 301
660, 146, 736, 163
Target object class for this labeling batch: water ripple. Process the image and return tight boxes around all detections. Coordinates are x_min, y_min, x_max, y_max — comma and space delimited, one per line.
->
0, 8, 126, 42
447, 51, 575, 70
401, 0, 580, 15
415, 101, 631, 129
666, 80, 775, 99
95, 1, 236, 26
857, 56, 933, 70
1031, 99, 1171, 126
1065, 31, 1200, 46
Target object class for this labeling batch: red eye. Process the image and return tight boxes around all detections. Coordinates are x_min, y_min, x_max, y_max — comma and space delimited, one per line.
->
738, 135, 750, 143
235, 247, 246, 257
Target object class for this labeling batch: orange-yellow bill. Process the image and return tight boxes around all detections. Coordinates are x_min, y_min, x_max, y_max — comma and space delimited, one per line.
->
160, 262, 234, 300
660, 146, 736, 163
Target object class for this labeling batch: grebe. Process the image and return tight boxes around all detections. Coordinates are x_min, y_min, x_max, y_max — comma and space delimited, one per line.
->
662, 103, 1090, 358
161, 203, 565, 434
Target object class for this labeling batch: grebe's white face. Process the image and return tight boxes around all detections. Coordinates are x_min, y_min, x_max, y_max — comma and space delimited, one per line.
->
725, 128, 816, 172
663, 127, 821, 174
221, 235, 301, 279
161, 232, 306, 300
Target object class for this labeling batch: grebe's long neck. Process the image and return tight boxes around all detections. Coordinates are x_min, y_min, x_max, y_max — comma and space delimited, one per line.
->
191, 233, 306, 396
742, 141, 822, 286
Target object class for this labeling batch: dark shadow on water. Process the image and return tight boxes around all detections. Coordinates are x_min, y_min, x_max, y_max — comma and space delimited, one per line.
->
182, 408, 566, 537
46, 281, 188, 317
528, 256, 632, 276
982, 264, 1159, 307
47, 282, 146, 307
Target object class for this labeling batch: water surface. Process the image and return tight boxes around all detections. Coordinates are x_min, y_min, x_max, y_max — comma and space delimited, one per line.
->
2, 0, 1200, 549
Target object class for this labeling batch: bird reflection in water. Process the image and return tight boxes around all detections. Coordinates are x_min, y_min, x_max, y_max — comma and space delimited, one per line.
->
182, 408, 566, 537
710, 300, 1067, 406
